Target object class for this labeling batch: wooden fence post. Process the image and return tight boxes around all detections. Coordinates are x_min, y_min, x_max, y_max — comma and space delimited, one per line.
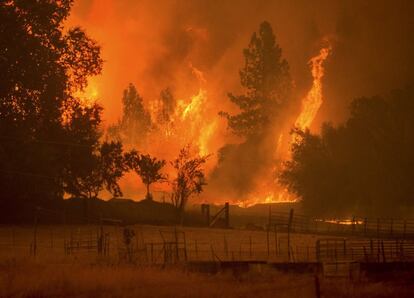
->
352, 216, 356, 235
32, 208, 38, 257
274, 225, 278, 256
381, 240, 386, 263
267, 205, 271, 257
224, 202, 230, 228
249, 236, 252, 258
377, 218, 380, 238
239, 243, 242, 260
266, 227, 270, 257
287, 209, 294, 262
150, 243, 154, 264
364, 218, 367, 236
377, 240, 380, 262
403, 220, 407, 240
315, 240, 320, 262
50, 229, 53, 249
314, 275, 321, 298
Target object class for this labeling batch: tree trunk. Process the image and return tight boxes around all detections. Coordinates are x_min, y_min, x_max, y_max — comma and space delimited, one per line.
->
146, 183, 152, 200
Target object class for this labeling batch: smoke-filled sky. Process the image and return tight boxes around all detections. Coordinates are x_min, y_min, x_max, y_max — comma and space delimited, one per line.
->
68, 0, 414, 125
67, 0, 414, 202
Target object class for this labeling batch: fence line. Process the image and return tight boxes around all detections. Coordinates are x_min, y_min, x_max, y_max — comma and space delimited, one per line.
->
269, 210, 414, 239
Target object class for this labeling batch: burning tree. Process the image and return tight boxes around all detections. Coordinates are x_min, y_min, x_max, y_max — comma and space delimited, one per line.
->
170, 146, 208, 222
126, 152, 166, 200
108, 84, 152, 146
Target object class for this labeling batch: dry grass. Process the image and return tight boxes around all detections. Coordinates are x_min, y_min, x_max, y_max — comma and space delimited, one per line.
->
0, 224, 319, 263
0, 261, 413, 298
0, 225, 413, 297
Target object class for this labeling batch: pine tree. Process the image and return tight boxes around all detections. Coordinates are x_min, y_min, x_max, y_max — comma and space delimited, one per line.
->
221, 21, 291, 138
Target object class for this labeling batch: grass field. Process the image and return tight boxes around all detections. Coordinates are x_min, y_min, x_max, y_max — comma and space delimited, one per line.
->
1, 261, 414, 298
0, 224, 320, 263
1, 225, 414, 297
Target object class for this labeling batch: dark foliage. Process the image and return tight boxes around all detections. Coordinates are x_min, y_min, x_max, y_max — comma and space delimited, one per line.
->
0, 1, 113, 215
280, 86, 414, 217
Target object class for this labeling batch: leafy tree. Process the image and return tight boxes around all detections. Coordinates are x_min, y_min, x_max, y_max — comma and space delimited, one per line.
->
126, 152, 166, 200
280, 86, 414, 217
170, 145, 208, 221
220, 21, 291, 138
64, 141, 128, 200
108, 84, 151, 146
0, 0, 103, 216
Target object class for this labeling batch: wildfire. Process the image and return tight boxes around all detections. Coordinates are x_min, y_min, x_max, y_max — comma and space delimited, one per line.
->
239, 43, 332, 207
180, 88, 206, 120
176, 65, 218, 158
294, 44, 331, 131
236, 190, 294, 208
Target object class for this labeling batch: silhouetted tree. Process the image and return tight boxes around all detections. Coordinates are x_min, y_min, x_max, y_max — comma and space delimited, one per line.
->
126, 152, 166, 200
0, 0, 103, 216
64, 141, 127, 200
280, 86, 414, 217
171, 145, 208, 221
108, 84, 151, 146
220, 21, 291, 138
157, 87, 176, 125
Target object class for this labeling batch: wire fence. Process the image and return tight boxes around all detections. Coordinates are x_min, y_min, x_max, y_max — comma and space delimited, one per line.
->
269, 210, 414, 239
0, 224, 319, 264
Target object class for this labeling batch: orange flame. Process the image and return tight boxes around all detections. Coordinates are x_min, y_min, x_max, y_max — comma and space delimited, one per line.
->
295, 44, 331, 131
176, 65, 218, 158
